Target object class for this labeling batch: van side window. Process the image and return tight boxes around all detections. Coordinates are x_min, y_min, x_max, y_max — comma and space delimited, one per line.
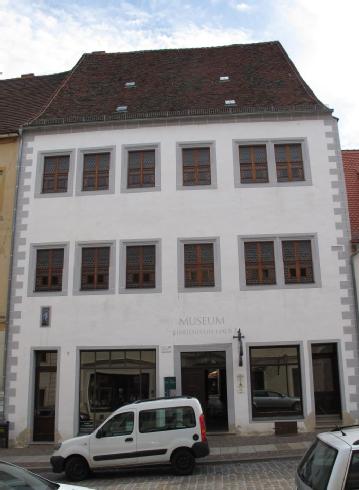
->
345, 452, 359, 489
100, 412, 134, 438
139, 406, 196, 433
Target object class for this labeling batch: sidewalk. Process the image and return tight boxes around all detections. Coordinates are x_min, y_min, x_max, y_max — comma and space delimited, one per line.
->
0, 432, 316, 471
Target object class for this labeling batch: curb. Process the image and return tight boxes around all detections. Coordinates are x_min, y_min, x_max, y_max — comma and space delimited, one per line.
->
7, 451, 305, 473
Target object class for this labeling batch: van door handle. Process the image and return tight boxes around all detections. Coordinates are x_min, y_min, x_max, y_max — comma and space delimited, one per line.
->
125, 437, 133, 442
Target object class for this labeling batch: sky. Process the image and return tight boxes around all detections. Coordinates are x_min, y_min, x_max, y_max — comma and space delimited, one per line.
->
0, 0, 358, 148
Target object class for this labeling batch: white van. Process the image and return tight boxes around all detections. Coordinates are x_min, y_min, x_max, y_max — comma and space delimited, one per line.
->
50, 396, 209, 481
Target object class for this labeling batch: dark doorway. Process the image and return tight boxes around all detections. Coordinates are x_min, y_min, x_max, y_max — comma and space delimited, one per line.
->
312, 343, 341, 416
181, 351, 228, 431
33, 351, 57, 442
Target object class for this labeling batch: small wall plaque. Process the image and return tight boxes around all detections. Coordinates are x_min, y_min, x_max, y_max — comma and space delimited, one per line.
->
40, 306, 51, 327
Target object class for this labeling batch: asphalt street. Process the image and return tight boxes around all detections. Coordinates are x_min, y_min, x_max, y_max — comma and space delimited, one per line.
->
39, 458, 300, 489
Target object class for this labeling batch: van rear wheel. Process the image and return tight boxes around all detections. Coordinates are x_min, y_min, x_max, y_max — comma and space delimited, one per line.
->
65, 455, 90, 481
171, 448, 195, 475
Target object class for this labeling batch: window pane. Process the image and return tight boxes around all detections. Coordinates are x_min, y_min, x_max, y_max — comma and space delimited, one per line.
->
101, 412, 134, 438
126, 245, 156, 288
81, 247, 110, 290
127, 150, 155, 188
35, 249, 64, 292
250, 346, 303, 418
42, 155, 69, 193
275, 144, 304, 182
182, 148, 211, 186
79, 349, 156, 434
244, 241, 276, 285
83, 153, 110, 191
298, 440, 337, 490
239, 145, 268, 184
282, 240, 314, 284
345, 452, 359, 489
139, 406, 196, 433
184, 243, 215, 287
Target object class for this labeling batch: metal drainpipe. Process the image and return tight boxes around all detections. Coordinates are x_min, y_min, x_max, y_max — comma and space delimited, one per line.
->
350, 247, 359, 328
2, 128, 24, 421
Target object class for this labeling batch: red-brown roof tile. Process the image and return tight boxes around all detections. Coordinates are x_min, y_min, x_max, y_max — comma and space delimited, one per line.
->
0, 71, 68, 134
343, 150, 359, 242
31, 42, 329, 127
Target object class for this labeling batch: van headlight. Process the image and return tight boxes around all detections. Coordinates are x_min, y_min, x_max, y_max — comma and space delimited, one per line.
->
53, 442, 62, 451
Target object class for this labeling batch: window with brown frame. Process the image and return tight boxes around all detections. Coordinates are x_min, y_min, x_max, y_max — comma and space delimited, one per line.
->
42, 155, 70, 193
126, 245, 156, 288
275, 144, 305, 182
35, 249, 64, 292
184, 243, 215, 287
127, 150, 156, 188
244, 241, 276, 285
81, 247, 110, 290
182, 148, 211, 186
239, 145, 269, 183
82, 153, 110, 191
282, 240, 314, 284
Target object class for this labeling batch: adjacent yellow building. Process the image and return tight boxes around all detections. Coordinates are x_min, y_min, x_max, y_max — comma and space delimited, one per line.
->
0, 72, 68, 414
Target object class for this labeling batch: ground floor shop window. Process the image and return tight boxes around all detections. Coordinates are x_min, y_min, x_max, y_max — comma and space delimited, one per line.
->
79, 349, 156, 434
250, 345, 303, 418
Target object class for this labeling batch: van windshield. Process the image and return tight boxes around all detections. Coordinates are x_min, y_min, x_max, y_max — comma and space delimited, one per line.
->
297, 439, 337, 490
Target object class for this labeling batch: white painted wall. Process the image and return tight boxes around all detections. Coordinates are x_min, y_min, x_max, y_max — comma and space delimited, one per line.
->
8, 117, 354, 443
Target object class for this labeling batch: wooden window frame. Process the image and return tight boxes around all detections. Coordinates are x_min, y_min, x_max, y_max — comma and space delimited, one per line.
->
244, 241, 276, 286
126, 244, 156, 289
182, 147, 211, 186
275, 143, 305, 182
80, 246, 110, 291
239, 235, 320, 290
35, 248, 64, 292
82, 152, 110, 192
282, 240, 314, 284
184, 243, 215, 288
127, 150, 156, 189
42, 155, 70, 194
239, 145, 269, 184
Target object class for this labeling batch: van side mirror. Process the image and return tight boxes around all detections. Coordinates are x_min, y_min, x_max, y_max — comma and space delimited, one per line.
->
96, 429, 103, 439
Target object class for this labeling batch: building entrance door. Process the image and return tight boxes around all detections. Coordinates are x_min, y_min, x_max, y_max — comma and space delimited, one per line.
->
33, 351, 57, 442
181, 351, 228, 431
311, 343, 341, 416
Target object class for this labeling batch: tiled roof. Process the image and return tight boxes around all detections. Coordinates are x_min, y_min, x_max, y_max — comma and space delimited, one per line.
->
342, 150, 359, 242
0, 71, 68, 134
30, 41, 329, 127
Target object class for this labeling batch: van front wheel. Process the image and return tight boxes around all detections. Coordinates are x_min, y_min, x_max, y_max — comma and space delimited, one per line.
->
65, 455, 90, 481
171, 448, 195, 475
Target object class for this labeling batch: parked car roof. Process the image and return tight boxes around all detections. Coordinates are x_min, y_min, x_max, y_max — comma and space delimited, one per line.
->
115, 397, 200, 411
319, 427, 359, 449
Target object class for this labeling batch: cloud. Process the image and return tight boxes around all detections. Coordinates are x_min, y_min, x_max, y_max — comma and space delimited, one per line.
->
0, 0, 357, 147
268, 0, 359, 147
0, 0, 254, 79
234, 3, 253, 12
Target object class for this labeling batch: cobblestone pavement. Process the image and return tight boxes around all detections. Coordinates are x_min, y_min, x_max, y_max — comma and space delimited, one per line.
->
40, 458, 299, 489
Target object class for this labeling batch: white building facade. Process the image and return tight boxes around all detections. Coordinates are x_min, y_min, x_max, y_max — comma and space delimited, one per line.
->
5, 45, 359, 446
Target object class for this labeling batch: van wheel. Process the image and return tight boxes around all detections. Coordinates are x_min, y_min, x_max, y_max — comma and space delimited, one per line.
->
171, 448, 195, 475
65, 455, 90, 481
